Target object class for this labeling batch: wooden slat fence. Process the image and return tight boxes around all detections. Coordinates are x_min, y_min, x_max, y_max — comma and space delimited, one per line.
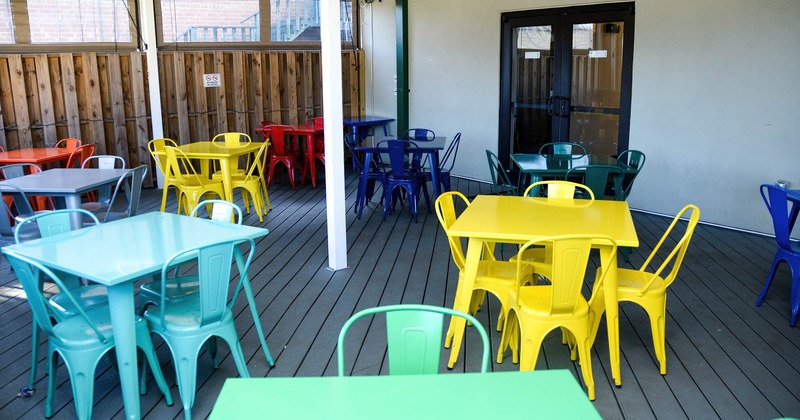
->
0, 50, 364, 184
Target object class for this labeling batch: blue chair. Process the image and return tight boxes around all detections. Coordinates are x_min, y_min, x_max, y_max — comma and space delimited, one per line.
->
757, 184, 800, 326
345, 132, 387, 219
5, 250, 172, 419
144, 238, 255, 420
421, 132, 460, 193
399, 128, 435, 142
380, 140, 430, 223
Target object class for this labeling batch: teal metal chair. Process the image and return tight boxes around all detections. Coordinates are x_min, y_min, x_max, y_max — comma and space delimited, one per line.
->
337, 304, 490, 376
144, 238, 255, 420
5, 250, 172, 420
616, 149, 646, 199
14, 208, 107, 396
486, 150, 518, 195
538, 142, 587, 156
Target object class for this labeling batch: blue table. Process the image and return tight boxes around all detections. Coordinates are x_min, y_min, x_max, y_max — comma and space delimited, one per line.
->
3, 212, 269, 420
343, 115, 395, 142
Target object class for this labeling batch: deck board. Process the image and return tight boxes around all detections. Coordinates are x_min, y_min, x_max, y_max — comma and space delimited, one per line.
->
2, 171, 800, 419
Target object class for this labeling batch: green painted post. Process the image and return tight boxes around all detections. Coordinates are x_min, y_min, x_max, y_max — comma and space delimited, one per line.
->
396, 0, 409, 134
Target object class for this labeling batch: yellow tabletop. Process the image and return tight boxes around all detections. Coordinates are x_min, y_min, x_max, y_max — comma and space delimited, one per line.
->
446, 195, 638, 386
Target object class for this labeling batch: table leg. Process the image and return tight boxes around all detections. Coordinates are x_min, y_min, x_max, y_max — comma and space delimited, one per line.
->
218, 159, 234, 202
427, 151, 441, 197
107, 283, 141, 420
232, 247, 275, 366
598, 244, 621, 386
306, 134, 316, 187
356, 152, 372, 217
446, 237, 482, 368
63, 194, 84, 229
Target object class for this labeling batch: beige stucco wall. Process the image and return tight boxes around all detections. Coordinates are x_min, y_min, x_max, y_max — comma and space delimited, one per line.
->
360, 0, 800, 233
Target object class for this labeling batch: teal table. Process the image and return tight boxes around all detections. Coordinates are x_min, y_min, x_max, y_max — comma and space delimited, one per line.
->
2, 212, 269, 420
210, 370, 600, 419
511, 153, 635, 193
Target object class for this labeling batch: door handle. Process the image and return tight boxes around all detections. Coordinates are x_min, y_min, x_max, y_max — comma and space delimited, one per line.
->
551, 95, 570, 117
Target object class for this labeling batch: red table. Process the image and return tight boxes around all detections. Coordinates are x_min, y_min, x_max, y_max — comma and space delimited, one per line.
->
0, 147, 75, 167
257, 123, 325, 187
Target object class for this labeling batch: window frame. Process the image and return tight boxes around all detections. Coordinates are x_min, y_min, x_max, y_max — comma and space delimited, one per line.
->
154, 0, 358, 51
0, 0, 141, 53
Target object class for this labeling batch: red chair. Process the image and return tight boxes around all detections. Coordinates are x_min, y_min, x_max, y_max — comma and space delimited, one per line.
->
65, 144, 95, 169
258, 124, 299, 189
302, 117, 325, 186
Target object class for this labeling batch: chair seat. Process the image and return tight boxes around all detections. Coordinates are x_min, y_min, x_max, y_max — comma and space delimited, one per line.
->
49, 285, 109, 318
80, 201, 110, 213
52, 305, 149, 347
144, 294, 235, 331
514, 285, 590, 319
617, 268, 668, 296
140, 275, 200, 304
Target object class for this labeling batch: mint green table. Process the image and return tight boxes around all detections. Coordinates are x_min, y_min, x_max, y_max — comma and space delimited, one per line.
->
210, 370, 600, 419
3, 212, 268, 420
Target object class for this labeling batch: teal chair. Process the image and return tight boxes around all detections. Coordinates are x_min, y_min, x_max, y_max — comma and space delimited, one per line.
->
337, 304, 491, 376
566, 164, 624, 200
144, 238, 255, 420
616, 149, 646, 199
14, 208, 107, 396
486, 150, 518, 195
538, 142, 587, 156
5, 250, 173, 420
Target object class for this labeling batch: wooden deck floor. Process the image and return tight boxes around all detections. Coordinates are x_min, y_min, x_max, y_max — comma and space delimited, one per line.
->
0, 170, 799, 419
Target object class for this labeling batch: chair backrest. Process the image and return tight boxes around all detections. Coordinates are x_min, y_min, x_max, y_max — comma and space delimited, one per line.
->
762, 185, 797, 251
524, 180, 595, 201
439, 132, 461, 172
516, 235, 616, 315
566, 164, 624, 200
0, 184, 34, 237
65, 144, 95, 168
337, 304, 490, 376
380, 140, 415, 179
155, 238, 254, 329
212, 132, 252, 146
305, 117, 324, 129
55, 138, 82, 149
100, 165, 148, 221
616, 149, 646, 199
0, 163, 42, 179
14, 208, 100, 243
539, 142, 587, 156
5, 250, 109, 343
262, 125, 295, 155
485, 149, 518, 195
434, 191, 470, 270
400, 128, 435, 142
190, 199, 243, 225
164, 146, 206, 185
147, 138, 178, 177
635, 204, 700, 292
81, 154, 126, 169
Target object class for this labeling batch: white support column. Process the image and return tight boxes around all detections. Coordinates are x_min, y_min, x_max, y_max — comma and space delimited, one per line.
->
139, 0, 165, 187
320, 0, 348, 270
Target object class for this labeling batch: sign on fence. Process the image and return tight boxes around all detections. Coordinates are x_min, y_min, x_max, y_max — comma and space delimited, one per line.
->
203, 73, 221, 88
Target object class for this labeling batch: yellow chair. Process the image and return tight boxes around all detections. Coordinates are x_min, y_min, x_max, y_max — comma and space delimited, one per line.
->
590, 204, 700, 375
211, 132, 252, 181
434, 192, 533, 355
523, 180, 595, 201
164, 146, 226, 215
501, 235, 617, 401
231, 141, 270, 222
148, 138, 181, 212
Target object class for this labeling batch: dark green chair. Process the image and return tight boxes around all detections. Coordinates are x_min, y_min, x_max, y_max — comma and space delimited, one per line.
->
337, 304, 490, 375
616, 149, 646, 199
486, 150, 518, 195
538, 142, 587, 156
566, 164, 624, 200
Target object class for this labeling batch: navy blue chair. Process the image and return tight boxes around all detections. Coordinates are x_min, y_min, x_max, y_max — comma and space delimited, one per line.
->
757, 184, 800, 326
421, 132, 460, 193
399, 128, 435, 142
345, 133, 388, 219
380, 140, 430, 223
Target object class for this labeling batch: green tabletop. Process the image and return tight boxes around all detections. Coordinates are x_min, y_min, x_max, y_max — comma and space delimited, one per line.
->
511, 153, 632, 176
210, 370, 600, 419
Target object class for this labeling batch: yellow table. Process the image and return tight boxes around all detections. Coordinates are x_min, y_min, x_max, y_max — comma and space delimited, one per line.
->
446, 195, 639, 385
155, 141, 264, 202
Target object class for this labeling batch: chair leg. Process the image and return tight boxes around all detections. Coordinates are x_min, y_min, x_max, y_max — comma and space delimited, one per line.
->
29, 324, 39, 391
575, 330, 595, 401
643, 296, 668, 375
757, 254, 782, 306
136, 326, 174, 405
45, 350, 57, 418
62, 348, 105, 420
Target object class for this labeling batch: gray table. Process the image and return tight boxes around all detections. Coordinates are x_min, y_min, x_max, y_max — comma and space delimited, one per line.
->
0, 168, 129, 228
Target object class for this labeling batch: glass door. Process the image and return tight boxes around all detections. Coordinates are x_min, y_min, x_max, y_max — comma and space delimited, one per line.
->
499, 3, 634, 161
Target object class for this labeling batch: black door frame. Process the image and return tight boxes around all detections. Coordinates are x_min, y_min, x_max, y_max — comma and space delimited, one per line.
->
498, 2, 635, 164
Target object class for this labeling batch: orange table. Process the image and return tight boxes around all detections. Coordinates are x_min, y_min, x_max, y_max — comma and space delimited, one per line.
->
0, 147, 75, 167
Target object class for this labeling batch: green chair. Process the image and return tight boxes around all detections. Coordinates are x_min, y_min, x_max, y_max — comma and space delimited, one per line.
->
5, 250, 172, 420
538, 142, 587, 156
616, 149, 646, 199
14, 208, 107, 395
565, 164, 624, 200
144, 238, 255, 420
337, 304, 490, 376
486, 150, 518, 195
